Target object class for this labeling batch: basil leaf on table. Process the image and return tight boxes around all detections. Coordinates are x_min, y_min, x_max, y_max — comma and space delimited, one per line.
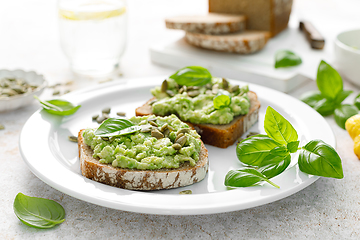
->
95, 118, 141, 137
287, 141, 300, 153
258, 146, 291, 179
236, 135, 282, 166
354, 93, 360, 110
213, 89, 231, 109
300, 91, 335, 116
316, 60, 343, 100
264, 106, 298, 145
334, 104, 359, 129
334, 90, 353, 105
225, 168, 280, 188
13, 193, 65, 229
34, 96, 81, 116
298, 140, 343, 179
169, 66, 212, 86
274, 50, 302, 68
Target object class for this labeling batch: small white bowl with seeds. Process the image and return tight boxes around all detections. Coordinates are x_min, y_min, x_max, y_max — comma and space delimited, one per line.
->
0, 69, 47, 112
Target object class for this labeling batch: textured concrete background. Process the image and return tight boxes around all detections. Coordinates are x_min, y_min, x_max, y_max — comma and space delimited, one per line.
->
1, 0, 360, 239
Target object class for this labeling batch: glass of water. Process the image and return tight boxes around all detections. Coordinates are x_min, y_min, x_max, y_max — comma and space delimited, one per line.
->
58, 0, 127, 78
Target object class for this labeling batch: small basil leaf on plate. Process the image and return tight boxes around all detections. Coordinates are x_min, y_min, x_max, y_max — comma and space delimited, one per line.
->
298, 140, 343, 179
287, 141, 300, 153
95, 118, 141, 137
236, 134, 282, 166
316, 60, 343, 100
258, 146, 291, 179
225, 168, 280, 188
34, 96, 81, 116
300, 91, 335, 116
169, 66, 212, 86
13, 193, 65, 229
354, 93, 360, 110
264, 106, 298, 145
274, 50, 302, 68
334, 104, 358, 129
334, 90, 353, 105
213, 89, 231, 109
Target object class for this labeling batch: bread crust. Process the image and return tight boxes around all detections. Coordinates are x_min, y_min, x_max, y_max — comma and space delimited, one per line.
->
135, 91, 260, 148
78, 130, 209, 190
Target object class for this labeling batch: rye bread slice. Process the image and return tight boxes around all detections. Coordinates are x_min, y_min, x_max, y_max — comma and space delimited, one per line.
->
135, 91, 260, 148
185, 30, 270, 54
78, 129, 209, 190
165, 13, 246, 34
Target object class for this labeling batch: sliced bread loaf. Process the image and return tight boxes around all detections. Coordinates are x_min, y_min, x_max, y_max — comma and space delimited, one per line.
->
78, 129, 209, 190
165, 13, 246, 34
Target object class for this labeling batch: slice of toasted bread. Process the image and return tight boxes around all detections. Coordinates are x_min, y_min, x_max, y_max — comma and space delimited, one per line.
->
135, 91, 260, 148
165, 13, 246, 34
78, 129, 209, 190
185, 30, 270, 54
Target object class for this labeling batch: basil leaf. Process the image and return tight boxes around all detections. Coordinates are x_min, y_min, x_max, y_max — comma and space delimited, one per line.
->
34, 96, 81, 116
95, 118, 141, 137
334, 104, 358, 129
316, 60, 343, 100
258, 146, 291, 179
274, 50, 302, 68
300, 91, 335, 116
225, 168, 280, 188
354, 93, 360, 110
298, 140, 343, 179
13, 193, 65, 229
236, 135, 282, 166
264, 106, 298, 145
213, 89, 231, 109
287, 141, 300, 153
334, 90, 353, 105
169, 66, 212, 86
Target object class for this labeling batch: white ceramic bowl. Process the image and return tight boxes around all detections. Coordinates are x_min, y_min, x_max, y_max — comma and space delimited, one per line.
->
334, 29, 360, 86
0, 69, 47, 112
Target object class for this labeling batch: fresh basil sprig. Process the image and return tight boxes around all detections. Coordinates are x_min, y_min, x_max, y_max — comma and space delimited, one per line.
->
274, 50, 302, 68
301, 60, 358, 129
169, 66, 212, 86
34, 96, 81, 116
354, 93, 360, 110
95, 118, 141, 137
225, 106, 343, 189
13, 193, 65, 229
213, 89, 231, 109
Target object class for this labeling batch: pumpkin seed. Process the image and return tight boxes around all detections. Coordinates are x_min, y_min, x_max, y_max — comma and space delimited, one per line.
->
167, 125, 174, 132
139, 120, 147, 125
12, 86, 25, 94
2, 89, 17, 96
0, 124, 4, 130
247, 131, 259, 138
179, 190, 192, 194
101, 137, 109, 141
178, 128, 190, 134
52, 90, 60, 95
166, 90, 175, 97
147, 117, 157, 122
175, 135, 187, 146
116, 111, 126, 117
92, 114, 99, 121
179, 87, 184, 94
163, 128, 170, 137
149, 120, 158, 127
172, 143, 182, 150
160, 123, 168, 132
96, 116, 107, 124
230, 85, 239, 93
161, 80, 168, 92
187, 86, 199, 90
103, 113, 110, 119
68, 136, 78, 142
237, 137, 244, 144
174, 133, 184, 142
149, 99, 157, 105
222, 78, 229, 89
151, 129, 164, 139
187, 90, 200, 98
140, 125, 152, 133
64, 90, 71, 94
102, 107, 111, 114
205, 83, 212, 89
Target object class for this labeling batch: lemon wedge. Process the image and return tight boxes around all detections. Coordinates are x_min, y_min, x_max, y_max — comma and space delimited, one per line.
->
59, 6, 126, 21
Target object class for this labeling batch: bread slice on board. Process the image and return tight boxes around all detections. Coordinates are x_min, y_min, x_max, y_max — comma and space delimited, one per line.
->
135, 91, 260, 148
78, 130, 209, 190
185, 30, 270, 54
165, 13, 246, 34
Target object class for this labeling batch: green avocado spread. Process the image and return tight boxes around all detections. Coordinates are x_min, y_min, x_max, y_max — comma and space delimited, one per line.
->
83, 115, 202, 170
150, 78, 250, 125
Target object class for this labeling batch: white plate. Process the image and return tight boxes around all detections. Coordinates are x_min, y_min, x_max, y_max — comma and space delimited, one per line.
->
19, 77, 335, 215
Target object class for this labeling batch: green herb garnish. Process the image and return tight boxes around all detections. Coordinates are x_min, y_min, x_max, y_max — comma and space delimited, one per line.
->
301, 60, 358, 129
274, 50, 302, 68
213, 89, 231, 109
34, 96, 81, 116
95, 118, 141, 137
169, 66, 212, 86
13, 193, 65, 229
225, 106, 343, 188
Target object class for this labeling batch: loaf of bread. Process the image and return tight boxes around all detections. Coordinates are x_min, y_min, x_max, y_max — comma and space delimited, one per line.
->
185, 31, 270, 54
78, 129, 209, 190
165, 13, 246, 34
208, 0, 293, 37
135, 91, 260, 148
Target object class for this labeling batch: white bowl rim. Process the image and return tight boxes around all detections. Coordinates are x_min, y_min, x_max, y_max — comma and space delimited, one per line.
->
335, 29, 360, 54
